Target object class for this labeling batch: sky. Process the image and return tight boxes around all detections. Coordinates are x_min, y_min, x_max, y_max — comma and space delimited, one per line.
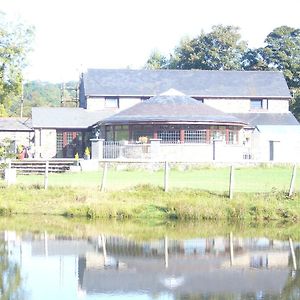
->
1, 0, 300, 83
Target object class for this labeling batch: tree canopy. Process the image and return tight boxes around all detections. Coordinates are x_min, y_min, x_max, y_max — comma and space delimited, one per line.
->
145, 24, 300, 120
0, 12, 34, 116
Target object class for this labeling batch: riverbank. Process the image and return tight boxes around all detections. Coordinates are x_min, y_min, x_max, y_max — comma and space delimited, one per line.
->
0, 184, 299, 223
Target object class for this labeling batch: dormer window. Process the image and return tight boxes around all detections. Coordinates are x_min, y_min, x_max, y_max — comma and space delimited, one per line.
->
250, 99, 268, 110
105, 97, 119, 108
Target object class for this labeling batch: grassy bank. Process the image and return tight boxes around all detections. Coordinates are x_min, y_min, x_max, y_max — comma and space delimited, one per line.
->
0, 184, 299, 223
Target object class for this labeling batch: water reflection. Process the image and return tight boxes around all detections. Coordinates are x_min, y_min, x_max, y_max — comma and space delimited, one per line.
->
1, 231, 300, 300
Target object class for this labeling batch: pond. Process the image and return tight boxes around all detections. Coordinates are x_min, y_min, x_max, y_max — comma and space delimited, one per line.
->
0, 217, 299, 300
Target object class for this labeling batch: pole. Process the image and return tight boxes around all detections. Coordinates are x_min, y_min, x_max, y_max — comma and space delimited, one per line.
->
289, 238, 297, 271
44, 160, 49, 190
229, 165, 234, 199
229, 232, 234, 266
164, 161, 169, 192
288, 165, 297, 197
100, 163, 108, 192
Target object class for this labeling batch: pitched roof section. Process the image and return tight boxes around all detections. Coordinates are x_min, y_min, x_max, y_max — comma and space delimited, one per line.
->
32, 107, 117, 129
104, 95, 246, 125
83, 69, 291, 99
0, 118, 33, 131
232, 112, 299, 127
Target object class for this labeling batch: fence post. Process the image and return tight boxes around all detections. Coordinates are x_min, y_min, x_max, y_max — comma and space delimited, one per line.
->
164, 236, 168, 268
288, 164, 297, 197
44, 160, 49, 190
229, 165, 234, 199
164, 161, 169, 192
100, 163, 108, 192
289, 237, 297, 271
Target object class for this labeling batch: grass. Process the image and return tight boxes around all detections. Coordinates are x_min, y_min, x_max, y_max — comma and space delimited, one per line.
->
7, 164, 300, 193
0, 184, 299, 224
0, 215, 300, 241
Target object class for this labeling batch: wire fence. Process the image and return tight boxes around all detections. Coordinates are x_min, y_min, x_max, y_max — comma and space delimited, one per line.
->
1, 161, 299, 197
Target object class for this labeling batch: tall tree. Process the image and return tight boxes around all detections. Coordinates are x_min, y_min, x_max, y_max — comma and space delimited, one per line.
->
263, 26, 300, 89
168, 25, 247, 70
0, 12, 34, 116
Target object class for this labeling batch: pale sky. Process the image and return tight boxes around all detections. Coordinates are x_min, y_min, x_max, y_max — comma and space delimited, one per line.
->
1, 0, 300, 82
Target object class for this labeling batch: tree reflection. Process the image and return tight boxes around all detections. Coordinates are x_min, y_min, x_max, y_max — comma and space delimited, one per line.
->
0, 239, 24, 300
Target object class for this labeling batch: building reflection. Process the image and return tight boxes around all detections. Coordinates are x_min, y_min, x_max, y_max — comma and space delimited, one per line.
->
2, 231, 299, 299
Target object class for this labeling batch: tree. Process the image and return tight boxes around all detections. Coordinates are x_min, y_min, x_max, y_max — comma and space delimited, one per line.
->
0, 12, 34, 116
144, 49, 168, 70
241, 48, 269, 71
263, 26, 300, 89
168, 25, 247, 70
0, 239, 24, 299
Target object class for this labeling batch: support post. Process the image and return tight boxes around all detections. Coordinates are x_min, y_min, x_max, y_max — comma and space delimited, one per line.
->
229, 165, 234, 199
288, 165, 297, 197
164, 236, 168, 268
289, 237, 297, 271
164, 161, 169, 192
44, 160, 49, 190
100, 163, 108, 192
229, 232, 234, 266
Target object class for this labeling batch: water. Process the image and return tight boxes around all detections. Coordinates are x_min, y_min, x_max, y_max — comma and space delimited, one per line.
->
1, 221, 300, 300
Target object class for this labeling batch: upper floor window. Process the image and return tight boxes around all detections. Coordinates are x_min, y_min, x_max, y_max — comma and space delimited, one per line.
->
250, 98, 269, 110
105, 97, 119, 108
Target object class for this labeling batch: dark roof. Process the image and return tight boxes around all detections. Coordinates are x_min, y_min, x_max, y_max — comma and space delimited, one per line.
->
103, 95, 246, 125
232, 112, 299, 127
0, 117, 33, 131
32, 107, 117, 129
83, 69, 291, 99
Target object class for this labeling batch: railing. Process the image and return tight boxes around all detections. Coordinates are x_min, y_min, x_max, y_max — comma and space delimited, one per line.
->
10, 159, 76, 174
103, 142, 151, 159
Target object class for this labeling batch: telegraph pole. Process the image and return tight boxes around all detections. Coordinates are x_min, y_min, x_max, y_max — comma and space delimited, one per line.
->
20, 81, 24, 118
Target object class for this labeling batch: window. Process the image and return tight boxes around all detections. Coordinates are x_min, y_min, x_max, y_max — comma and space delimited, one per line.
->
250, 99, 264, 110
185, 130, 207, 143
105, 97, 119, 108
158, 131, 180, 143
228, 130, 238, 144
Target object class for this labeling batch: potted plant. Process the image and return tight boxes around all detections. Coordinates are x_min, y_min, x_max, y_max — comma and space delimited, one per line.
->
84, 147, 90, 160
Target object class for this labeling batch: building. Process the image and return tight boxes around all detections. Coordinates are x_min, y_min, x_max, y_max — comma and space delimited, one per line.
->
0, 117, 34, 157
14, 68, 299, 162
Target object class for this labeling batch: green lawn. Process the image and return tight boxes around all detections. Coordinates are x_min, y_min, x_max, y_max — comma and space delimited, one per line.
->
9, 165, 300, 193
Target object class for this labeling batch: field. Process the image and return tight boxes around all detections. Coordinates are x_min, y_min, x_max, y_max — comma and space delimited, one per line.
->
9, 164, 300, 193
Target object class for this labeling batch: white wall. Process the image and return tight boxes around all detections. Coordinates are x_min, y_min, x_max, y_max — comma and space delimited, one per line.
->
34, 129, 57, 159
204, 98, 289, 113
86, 97, 141, 111
251, 127, 300, 162
119, 97, 141, 110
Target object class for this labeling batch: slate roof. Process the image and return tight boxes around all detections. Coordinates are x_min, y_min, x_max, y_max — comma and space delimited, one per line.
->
83, 69, 291, 98
32, 107, 117, 129
232, 112, 299, 127
0, 117, 33, 131
103, 95, 246, 125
